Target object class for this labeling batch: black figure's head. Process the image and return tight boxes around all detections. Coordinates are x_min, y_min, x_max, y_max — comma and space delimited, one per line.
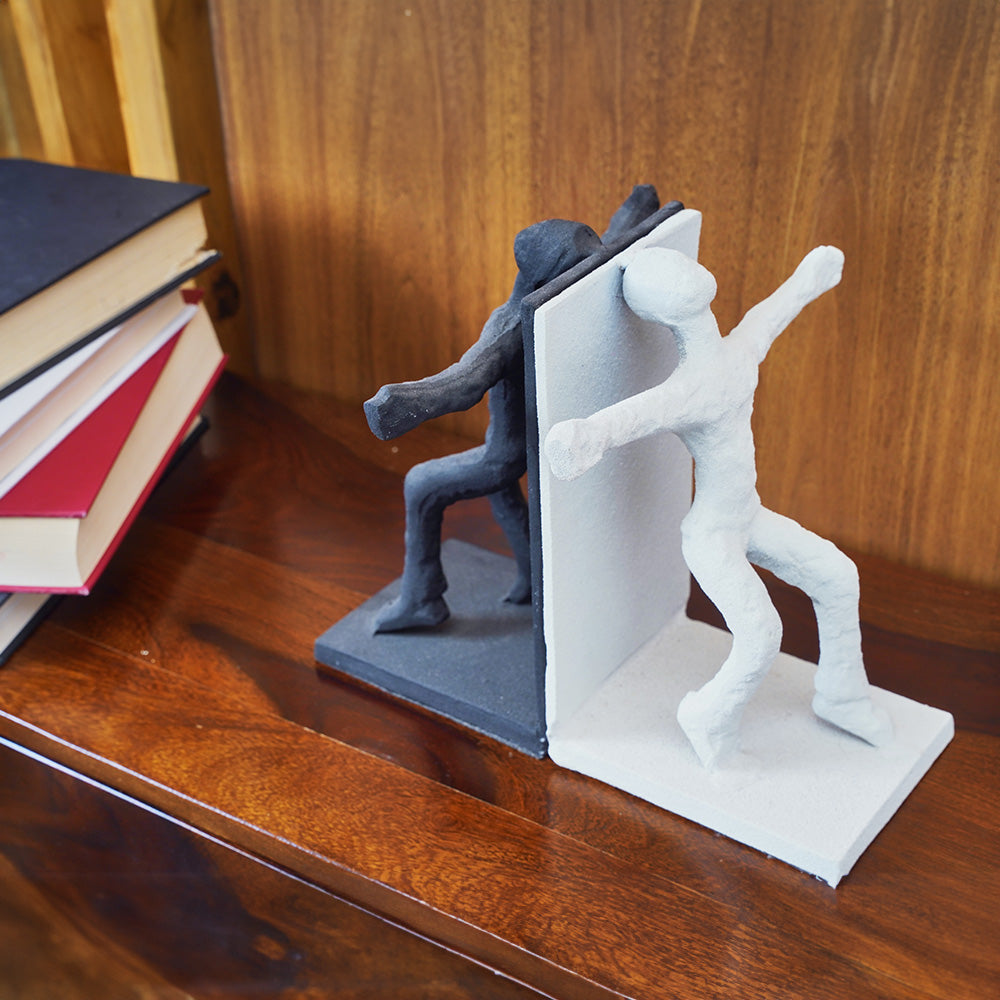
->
512, 219, 604, 295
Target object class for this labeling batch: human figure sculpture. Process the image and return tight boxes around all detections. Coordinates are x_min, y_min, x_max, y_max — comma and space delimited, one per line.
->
544, 245, 893, 768
364, 186, 661, 633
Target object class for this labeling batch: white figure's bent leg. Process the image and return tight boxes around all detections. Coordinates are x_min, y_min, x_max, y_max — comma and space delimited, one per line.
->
747, 508, 892, 747
677, 523, 783, 768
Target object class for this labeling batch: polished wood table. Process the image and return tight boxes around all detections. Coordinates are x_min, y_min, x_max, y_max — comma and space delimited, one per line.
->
0, 374, 997, 999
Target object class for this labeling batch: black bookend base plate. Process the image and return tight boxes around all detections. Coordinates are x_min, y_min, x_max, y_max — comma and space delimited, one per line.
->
314, 539, 545, 757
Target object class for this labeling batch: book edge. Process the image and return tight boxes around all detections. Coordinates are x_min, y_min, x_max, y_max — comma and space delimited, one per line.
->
0, 250, 220, 401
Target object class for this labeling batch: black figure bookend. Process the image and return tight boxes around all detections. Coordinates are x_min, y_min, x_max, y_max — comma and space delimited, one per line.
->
315, 186, 680, 756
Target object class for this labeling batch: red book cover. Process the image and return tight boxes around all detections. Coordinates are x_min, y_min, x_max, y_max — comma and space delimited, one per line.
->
0, 331, 183, 518
77, 355, 225, 594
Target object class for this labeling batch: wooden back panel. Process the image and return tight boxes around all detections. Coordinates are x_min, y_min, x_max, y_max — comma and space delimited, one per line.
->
4, 0, 995, 590
0, 0, 251, 373
209, 0, 1000, 589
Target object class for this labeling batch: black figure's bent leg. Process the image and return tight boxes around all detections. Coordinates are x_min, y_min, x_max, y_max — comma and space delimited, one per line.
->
373, 459, 454, 633
374, 446, 523, 633
488, 481, 532, 603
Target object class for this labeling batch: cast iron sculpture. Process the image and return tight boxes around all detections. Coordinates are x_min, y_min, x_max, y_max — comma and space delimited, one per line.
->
364, 186, 660, 633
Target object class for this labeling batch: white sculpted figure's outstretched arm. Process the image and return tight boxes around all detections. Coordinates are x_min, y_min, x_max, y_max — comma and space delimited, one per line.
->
545, 377, 686, 481
730, 245, 844, 362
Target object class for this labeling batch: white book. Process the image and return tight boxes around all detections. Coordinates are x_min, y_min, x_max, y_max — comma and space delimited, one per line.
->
0, 291, 197, 499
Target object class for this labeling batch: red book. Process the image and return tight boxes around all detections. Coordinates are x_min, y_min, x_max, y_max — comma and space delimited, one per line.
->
0, 289, 198, 498
0, 303, 226, 593
0, 332, 182, 517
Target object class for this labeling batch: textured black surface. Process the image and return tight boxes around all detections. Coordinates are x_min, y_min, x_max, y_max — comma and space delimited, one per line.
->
315, 540, 543, 756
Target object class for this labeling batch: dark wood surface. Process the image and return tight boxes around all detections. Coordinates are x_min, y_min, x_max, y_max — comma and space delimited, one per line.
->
0, 373, 997, 999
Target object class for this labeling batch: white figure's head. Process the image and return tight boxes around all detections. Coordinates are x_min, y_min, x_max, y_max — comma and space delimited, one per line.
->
622, 248, 717, 328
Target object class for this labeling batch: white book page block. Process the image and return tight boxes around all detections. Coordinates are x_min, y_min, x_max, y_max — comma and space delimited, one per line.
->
534, 208, 702, 729
0, 329, 114, 432
0, 300, 196, 499
548, 614, 954, 886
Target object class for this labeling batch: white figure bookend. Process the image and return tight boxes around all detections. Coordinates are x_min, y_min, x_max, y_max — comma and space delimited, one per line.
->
544, 246, 893, 768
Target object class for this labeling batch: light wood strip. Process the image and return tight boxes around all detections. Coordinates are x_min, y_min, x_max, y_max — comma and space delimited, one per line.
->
103, 0, 177, 179
8, 0, 72, 163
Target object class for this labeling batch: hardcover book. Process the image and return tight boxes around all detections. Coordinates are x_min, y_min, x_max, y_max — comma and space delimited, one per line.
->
0, 303, 226, 592
0, 327, 182, 518
0, 591, 57, 667
0, 289, 197, 498
0, 158, 219, 398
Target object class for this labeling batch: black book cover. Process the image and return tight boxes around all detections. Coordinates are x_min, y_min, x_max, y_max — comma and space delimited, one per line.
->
0, 159, 219, 399
0, 159, 208, 315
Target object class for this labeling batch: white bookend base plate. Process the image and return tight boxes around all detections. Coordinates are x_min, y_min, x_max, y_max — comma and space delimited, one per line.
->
547, 614, 954, 886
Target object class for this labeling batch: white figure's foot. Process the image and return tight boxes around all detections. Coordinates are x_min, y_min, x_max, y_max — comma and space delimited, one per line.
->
812, 692, 893, 747
373, 596, 450, 634
677, 688, 741, 769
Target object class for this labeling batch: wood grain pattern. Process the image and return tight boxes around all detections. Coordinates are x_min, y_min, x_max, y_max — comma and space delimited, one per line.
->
24, 0, 130, 172
104, 0, 179, 181
0, 0, 44, 158
7, 0, 74, 162
0, 739, 546, 1000
5, 626, 993, 1000
210, 0, 1000, 587
0, 374, 996, 998
0, 850, 194, 1000
153, 0, 253, 376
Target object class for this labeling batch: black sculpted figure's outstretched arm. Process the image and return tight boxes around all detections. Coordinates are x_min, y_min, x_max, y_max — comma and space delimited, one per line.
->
364, 302, 522, 441
366, 186, 663, 442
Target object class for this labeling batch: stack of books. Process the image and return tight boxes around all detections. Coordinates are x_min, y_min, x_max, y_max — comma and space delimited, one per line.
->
0, 159, 228, 664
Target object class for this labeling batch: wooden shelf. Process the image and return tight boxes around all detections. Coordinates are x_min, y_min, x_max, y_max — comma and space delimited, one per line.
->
0, 373, 996, 999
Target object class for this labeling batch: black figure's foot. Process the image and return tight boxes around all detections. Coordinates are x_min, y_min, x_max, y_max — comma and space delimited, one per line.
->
373, 595, 450, 634
503, 575, 532, 605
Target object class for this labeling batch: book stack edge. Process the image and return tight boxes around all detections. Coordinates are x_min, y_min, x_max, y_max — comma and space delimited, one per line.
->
0, 159, 227, 664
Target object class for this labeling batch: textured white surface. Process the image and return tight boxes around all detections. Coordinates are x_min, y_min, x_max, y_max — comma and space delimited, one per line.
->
535, 223, 953, 882
545, 245, 892, 767
533, 209, 701, 730
548, 614, 954, 886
